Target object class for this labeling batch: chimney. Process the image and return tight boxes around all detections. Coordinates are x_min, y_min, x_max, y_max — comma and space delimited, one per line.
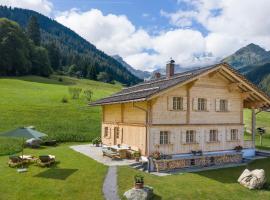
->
166, 58, 175, 78
154, 72, 161, 79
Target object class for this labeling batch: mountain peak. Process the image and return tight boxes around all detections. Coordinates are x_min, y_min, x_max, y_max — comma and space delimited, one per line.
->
222, 43, 270, 69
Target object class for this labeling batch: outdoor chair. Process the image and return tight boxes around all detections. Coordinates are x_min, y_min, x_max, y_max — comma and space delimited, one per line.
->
8, 156, 24, 167
37, 155, 56, 167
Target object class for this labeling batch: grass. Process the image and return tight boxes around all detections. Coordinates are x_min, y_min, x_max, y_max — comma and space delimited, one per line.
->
0, 143, 107, 200
0, 75, 121, 154
118, 158, 270, 200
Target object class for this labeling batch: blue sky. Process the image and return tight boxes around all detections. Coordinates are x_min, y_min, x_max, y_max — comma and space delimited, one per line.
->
1, 0, 270, 71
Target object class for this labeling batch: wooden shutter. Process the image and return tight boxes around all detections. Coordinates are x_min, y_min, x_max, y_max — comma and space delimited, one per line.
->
216, 98, 220, 111
182, 130, 186, 144
183, 97, 187, 111
207, 98, 211, 111
168, 96, 173, 111
195, 130, 200, 143
226, 128, 230, 141
228, 100, 232, 111
193, 98, 198, 111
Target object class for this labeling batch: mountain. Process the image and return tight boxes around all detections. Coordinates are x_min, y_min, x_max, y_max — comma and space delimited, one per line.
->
112, 55, 151, 80
0, 6, 141, 85
222, 43, 270, 72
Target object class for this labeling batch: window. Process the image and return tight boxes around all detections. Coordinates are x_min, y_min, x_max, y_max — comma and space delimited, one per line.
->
198, 98, 207, 111
104, 127, 109, 137
231, 129, 238, 141
186, 130, 196, 143
220, 99, 228, 112
114, 127, 119, 139
173, 97, 183, 110
209, 130, 218, 142
160, 131, 169, 144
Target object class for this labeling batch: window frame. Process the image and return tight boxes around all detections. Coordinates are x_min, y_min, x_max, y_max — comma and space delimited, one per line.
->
104, 127, 109, 137
186, 130, 196, 144
160, 131, 169, 145
172, 97, 183, 111
209, 129, 218, 142
230, 129, 238, 141
198, 98, 207, 111
220, 99, 228, 112
114, 127, 119, 139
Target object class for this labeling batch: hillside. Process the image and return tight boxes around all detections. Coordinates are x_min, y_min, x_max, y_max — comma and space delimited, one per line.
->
222, 43, 270, 71
0, 76, 121, 154
0, 6, 141, 85
112, 55, 151, 80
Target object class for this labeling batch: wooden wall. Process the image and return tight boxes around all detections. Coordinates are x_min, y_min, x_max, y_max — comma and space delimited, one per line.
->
149, 124, 245, 155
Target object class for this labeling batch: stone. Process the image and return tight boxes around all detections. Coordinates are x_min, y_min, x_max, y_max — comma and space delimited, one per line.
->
123, 186, 153, 200
238, 169, 266, 189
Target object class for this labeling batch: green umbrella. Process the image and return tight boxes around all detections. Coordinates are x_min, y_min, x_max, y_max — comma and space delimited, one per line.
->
1, 127, 47, 168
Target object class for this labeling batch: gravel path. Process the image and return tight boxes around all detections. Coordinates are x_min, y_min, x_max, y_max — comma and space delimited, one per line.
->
103, 166, 120, 200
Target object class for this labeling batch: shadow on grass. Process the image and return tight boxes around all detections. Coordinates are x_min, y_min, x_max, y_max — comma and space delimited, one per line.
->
34, 168, 78, 180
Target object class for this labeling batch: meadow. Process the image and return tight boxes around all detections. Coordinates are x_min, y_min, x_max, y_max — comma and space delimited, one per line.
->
0, 76, 121, 154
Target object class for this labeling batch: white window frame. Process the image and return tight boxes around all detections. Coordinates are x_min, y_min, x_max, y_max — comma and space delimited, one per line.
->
220, 99, 228, 112
173, 97, 183, 110
230, 129, 238, 141
160, 131, 169, 144
186, 130, 196, 143
209, 129, 218, 142
198, 98, 207, 111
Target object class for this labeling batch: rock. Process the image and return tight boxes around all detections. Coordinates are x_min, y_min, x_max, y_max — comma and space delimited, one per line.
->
123, 186, 153, 200
238, 169, 266, 189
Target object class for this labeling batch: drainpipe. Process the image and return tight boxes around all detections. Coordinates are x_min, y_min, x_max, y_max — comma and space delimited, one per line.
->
132, 101, 150, 156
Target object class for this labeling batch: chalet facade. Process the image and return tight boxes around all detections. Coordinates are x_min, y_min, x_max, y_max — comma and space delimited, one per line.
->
91, 61, 270, 171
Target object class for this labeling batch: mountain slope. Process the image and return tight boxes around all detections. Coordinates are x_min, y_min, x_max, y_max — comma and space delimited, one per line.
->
0, 6, 141, 85
222, 43, 270, 71
112, 55, 151, 79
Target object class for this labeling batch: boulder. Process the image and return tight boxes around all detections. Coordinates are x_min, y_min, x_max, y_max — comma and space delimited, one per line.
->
123, 186, 153, 200
238, 169, 266, 189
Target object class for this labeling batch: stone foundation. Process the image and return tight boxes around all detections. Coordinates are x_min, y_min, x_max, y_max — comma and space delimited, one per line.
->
154, 152, 242, 172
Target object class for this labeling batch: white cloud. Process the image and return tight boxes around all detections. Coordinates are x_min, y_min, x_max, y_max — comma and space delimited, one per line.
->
0, 0, 53, 16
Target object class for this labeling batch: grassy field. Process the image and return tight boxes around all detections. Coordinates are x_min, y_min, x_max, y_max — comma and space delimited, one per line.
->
0, 75, 121, 154
0, 143, 107, 200
119, 158, 270, 200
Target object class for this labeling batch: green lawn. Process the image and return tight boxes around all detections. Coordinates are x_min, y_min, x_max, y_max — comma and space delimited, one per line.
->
0, 75, 121, 154
118, 158, 270, 200
0, 143, 107, 200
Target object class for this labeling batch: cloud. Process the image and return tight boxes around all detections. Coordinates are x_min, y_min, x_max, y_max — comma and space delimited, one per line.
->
56, 8, 215, 71
0, 0, 53, 16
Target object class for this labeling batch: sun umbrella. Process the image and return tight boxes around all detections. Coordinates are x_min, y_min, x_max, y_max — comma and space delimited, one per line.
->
1, 127, 47, 169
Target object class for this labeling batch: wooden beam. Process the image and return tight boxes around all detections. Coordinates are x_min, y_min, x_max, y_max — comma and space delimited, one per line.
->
241, 91, 253, 99
251, 108, 256, 148
228, 82, 241, 92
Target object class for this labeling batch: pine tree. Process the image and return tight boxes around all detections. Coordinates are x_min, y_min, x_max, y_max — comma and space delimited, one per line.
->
46, 42, 61, 70
27, 16, 41, 46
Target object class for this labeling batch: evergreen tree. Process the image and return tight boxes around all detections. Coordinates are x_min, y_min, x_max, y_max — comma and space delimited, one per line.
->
46, 42, 61, 70
88, 65, 97, 80
31, 46, 52, 77
27, 16, 41, 46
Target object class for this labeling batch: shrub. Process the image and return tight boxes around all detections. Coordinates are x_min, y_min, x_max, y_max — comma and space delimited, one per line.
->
150, 151, 161, 160
61, 96, 68, 103
68, 87, 82, 99
58, 77, 63, 82
84, 89, 93, 101
92, 137, 101, 146
133, 151, 141, 158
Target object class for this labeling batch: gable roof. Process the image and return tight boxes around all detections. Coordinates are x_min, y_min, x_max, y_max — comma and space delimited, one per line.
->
90, 63, 270, 108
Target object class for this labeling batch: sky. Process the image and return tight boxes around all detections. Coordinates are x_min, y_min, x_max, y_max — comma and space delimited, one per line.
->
1, 0, 270, 72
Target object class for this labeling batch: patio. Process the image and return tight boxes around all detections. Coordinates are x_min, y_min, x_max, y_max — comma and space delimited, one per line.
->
70, 144, 138, 166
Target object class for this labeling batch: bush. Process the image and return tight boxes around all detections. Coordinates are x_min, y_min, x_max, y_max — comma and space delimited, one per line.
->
68, 87, 82, 99
92, 136, 101, 146
58, 77, 63, 82
61, 96, 68, 103
134, 174, 144, 183
84, 89, 93, 101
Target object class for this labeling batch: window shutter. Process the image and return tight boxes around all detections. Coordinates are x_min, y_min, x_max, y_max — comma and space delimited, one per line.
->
228, 100, 232, 111
168, 96, 173, 111
216, 99, 220, 111
226, 129, 230, 141
183, 97, 187, 111
193, 98, 198, 111
182, 131, 186, 144
195, 131, 199, 143
207, 98, 211, 111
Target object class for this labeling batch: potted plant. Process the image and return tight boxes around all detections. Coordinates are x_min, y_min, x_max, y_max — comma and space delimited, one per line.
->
92, 137, 102, 147
133, 151, 141, 162
134, 174, 144, 189
234, 145, 243, 152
